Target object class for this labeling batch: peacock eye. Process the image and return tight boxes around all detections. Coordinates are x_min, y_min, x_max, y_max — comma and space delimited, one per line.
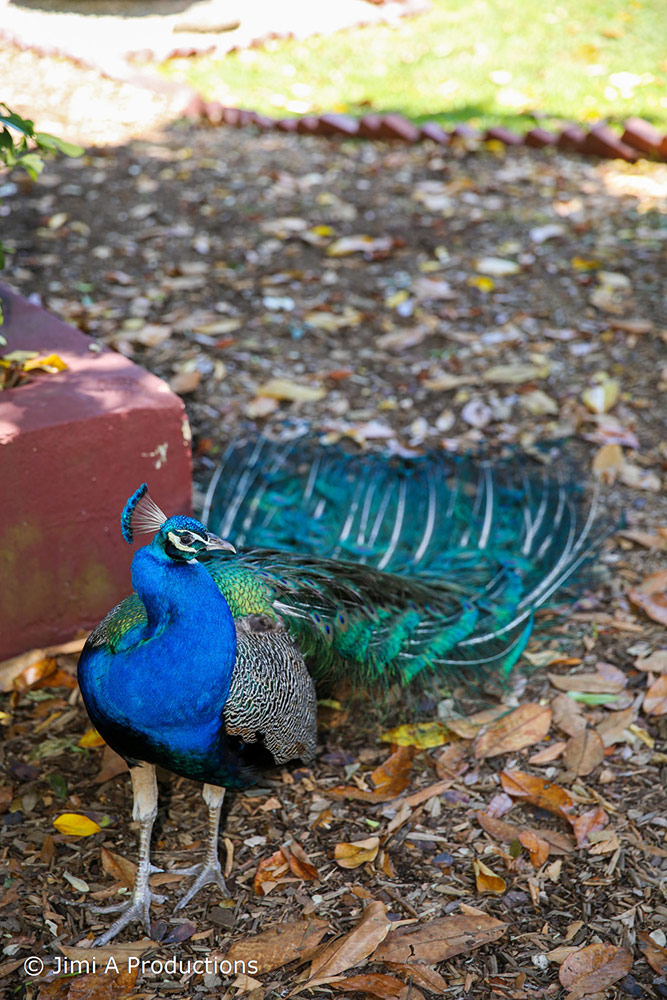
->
179, 532, 195, 545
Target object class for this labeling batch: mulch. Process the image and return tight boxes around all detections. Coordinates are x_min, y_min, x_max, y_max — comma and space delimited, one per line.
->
1, 32, 667, 1000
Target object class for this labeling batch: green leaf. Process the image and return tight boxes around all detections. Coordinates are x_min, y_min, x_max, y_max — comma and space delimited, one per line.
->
0, 111, 35, 136
567, 692, 620, 705
16, 152, 45, 180
48, 773, 68, 800
34, 132, 84, 158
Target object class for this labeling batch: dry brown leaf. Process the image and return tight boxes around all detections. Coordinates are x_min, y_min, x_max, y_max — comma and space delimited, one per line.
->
474, 703, 551, 758
562, 729, 605, 776
638, 931, 667, 975
101, 847, 136, 890
169, 369, 202, 395
476, 811, 574, 855
559, 942, 632, 998
635, 650, 667, 673
500, 770, 575, 821
334, 837, 380, 870
257, 377, 326, 403
434, 743, 467, 779
528, 741, 567, 764
548, 672, 624, 694
254, 848, 290, 895
595, 707, 635, 747
385, 962, 448, 994
301, 901, 390, 990
329, 747, 414, 802
517, 830, 550, 867
94, 745, 129, 784
570, 806, 609, 848
628, 588, 667, 625
472, 859, 506, 894
333, 973, 424, 1000
551, 693, 587, 736
284, 840, 319, 880
41, 966, 138, 999
629, 569, 667, 625
226, 917, 328, 974
373, 913, 507, 964
644, 675, 667, 716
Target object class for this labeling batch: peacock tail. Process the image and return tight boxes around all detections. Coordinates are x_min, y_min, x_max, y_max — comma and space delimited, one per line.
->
198, 433, 609, 690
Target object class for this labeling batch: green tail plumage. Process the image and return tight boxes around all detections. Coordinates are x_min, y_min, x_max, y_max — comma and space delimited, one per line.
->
200, 434, 608, 691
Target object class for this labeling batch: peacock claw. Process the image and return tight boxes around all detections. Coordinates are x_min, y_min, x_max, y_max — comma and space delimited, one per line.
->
173, 859, 228, 911
90, 887, 165, 947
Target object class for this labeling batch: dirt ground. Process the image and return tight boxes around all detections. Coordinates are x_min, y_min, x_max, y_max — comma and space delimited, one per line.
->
1, 38, 667, 1000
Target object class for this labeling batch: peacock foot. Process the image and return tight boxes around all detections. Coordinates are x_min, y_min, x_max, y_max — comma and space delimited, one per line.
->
171, 858, 228, 911
90, 885, 166, 947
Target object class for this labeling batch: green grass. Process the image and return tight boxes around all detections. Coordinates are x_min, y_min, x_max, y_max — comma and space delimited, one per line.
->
161, 0, 667, 132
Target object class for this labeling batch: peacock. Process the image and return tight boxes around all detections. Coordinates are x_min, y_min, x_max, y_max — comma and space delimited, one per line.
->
77, 433, 607, 945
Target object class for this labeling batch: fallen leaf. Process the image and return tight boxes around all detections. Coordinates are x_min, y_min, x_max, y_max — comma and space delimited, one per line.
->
475, 257, 521, 276
582, 380, 619, 414
500, 770, 575, 821
638, 931, 667, 975
570, 807, 608, 848
95, 745, 129, 783
548, 672, 624, 694
283, 840, 319, 881
101, 847, 136, 889
628, 588, 667, 626
528, 741, 567, 764
517, 830, 550, 867
592, 443, 624, 483
373, 913, 507, 964
381, 721, 450, 748
474, 703, 552, 758
326, 235, 394, 257
330, 747, 414, 802
644, 675, 667, 716
332, 973, 424, 1000
385, 962, 448, 994
635, 650, 667, 673
225, 917, 328, 974
483, 363, 549, 384
472, 859, 506, 894
305, 307, 363, 331
169, 370, 202, 395
53, 813, 102, 837
595, 707, 635, 747
334, 836, 380, 870
257, 377, 326, 403
562, 729, 604, 776
302, 901, 390, 989
476, 812, 574, 855
559, 943, 632, 998
424, 371, 477, 391
78, 727, 106, 749
254, 848, 289, 895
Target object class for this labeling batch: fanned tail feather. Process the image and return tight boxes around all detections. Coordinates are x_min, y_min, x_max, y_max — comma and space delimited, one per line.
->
201, 434, 610, 690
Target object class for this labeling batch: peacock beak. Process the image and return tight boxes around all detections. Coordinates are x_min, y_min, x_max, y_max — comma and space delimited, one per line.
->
203, 533, 236, 554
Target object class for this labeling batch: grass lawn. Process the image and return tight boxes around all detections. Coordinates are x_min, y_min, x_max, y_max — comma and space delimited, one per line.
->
161, 0, 667, 132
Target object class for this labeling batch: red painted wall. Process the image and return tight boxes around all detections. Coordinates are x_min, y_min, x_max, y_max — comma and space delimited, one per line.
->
0, 284, 192, 661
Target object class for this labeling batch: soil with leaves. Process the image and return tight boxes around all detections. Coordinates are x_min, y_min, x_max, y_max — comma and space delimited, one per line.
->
1, 87, 667, 1000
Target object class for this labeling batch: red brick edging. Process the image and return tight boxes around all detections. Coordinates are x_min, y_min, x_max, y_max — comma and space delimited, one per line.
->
179, 98, 667, 163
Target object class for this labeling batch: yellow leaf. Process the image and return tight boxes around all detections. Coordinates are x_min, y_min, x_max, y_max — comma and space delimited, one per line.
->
334, 837, 380, 869
582, 379, 619, 414
53, 813, 102, 837
571, 257, 600, 271
467, 275, 495, 293
311, 224, 334, 237
385, 289, 410, 308
473, 859, 506, 894
257, 378, 326, 402
23, 353, 68, 373
381, 720, 451, 748
78, 727, 106, 748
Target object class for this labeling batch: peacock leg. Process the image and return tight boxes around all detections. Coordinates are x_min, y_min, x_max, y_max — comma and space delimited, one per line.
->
90, 762, 165, 946
172, 783, 228, 910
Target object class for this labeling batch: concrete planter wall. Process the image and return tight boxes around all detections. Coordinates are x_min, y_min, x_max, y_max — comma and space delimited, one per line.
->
0, 284, 192, 661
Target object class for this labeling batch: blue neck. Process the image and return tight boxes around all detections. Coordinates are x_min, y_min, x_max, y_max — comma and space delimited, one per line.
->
82, 542, 238, 767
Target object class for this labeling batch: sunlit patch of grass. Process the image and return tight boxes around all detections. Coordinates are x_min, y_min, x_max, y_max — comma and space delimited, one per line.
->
161, 0, 667, 132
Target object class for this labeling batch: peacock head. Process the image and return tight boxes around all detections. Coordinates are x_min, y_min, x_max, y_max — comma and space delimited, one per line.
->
121, 484, 236, 563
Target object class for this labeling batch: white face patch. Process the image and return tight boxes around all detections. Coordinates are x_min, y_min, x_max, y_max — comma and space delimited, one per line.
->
167, 531, 197, 557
